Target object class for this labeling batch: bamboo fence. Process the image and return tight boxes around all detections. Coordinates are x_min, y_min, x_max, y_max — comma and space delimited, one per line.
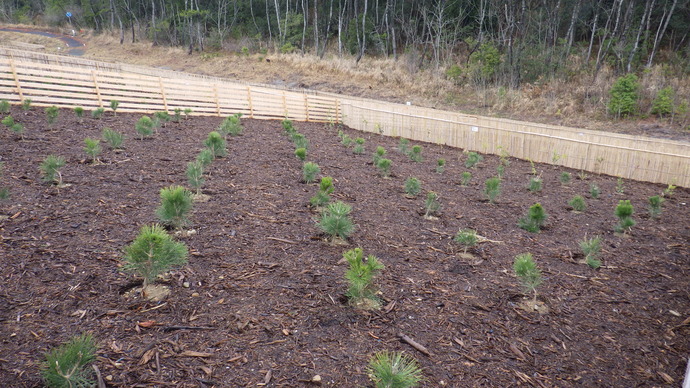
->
0, 47, 688, 187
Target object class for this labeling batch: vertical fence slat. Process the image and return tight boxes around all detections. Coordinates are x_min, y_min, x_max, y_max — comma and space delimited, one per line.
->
246, 86, 254, 119
8, 58, 24, 101
91, 70, 103, 108
159, 77, 169, 112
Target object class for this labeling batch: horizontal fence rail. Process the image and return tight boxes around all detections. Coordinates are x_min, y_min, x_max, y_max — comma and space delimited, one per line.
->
0, 47, 688, 187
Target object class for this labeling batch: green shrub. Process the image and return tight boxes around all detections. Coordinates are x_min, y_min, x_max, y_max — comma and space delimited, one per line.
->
496, 164, 505, 179
295, 147, 307, 161
408, 145, 423, 162
123, 224, 188, 289
109, 100, 119, 115
568, 195, 586, 212
344, 248, 384, 309
101, 127, 124, 149
454, 229, 478, 254
153, 111, 170, 128
156, 185, 194, 229
373, 146, 387, 165
353, 138, 365, 154
282, 118, 294, 132
404, 177, 421, 197
45, 106, 59, 126
292, 133, 309, 149
513, 253, 542, 302
135, 116, 154, 140
436, 159, 446, 173
608, 74, 639, 118
465, 152, 483, 168
460, 171, 472, 186
204, 131, 227, 158
0, 100, 9, 113
614, 200, 635, 233
10, 123, 24, 138
650, 86, 675, 118
183, 108, 192, 119
173, 108, 182, 122
196, 149, 214, 168
424, 191, 440, 217
579, 236, 602, 269
398, 138, 410, 154
280, 42, 296, 53
484, 177, 501, 203
590, 183, 601, 199
341, 134, 353, 147
310, 176, 334, 207
648, 195, 663, 219
218, 113, 243, 137
303, 162, 320, 183
616, 177, 625, 193
368, 351, 423, 388
445, 64, 463, 84
528, 177, 542, 193
40, 155, 66, 186
376, 158, 392, 178
91, 107, 104, 119
72, 107, 83, 119
663, 184, 676, 198
518, 203, 548, 233
83, 138, 101, 163
21, 98, 31, 110
1, 115, 14, 127
42, 333, 97, 388
560, 172, 571, 184
318, 201, 354, 240
186, 161, 205, 195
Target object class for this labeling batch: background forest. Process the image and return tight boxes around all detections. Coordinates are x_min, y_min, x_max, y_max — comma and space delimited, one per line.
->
2, 0, 690, 134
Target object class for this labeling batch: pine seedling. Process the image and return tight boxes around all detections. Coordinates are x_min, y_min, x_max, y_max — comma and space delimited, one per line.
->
344, 248, 384, 309
648, 195, 663, 219
484, 177, 501, 203
341, 134, 353, 147
204, 131, 227, 158
156, 185, 194, 229
282, 118, 294, 132
91, 108, 104, 119
45, 106, 59, 126
318, 201, 354, 240
614, 200, 635, 233
186, 161, 205, 195
579, 235, 602, 269
40, 155, 66, 186
196, 149, 214, 168
616, 177, 625, 194
436, 159, 446, 173
518, 203, 548, 233
10, 123, 24, 139
368, 351, 423, 388
83, 138, 101, 164
454, 229, 478, 254
408, 145, 422, 162
353, 138, 365, 154
153, 111, 170, 128
568, 195, 586, 212
424, 191, 440, 217
465, 151, 483, 168
560, 172, 571, 184
528, 176, 542, 193
663, 184, 676, 198
42, 333, 97, 388
218, 113, 243, 137
183, 108, 192, 119
135, 116, 154, 140
460, 171, 472, 186
310, 176, 334, 207
292, 133, 309, 149
371, 156, 390, 176
373, 146, 386, 165
514, 253, 542, 302
2, 115, 15, 127
403, 177, 421, 197
0, 162, 9, 200
496, 164, 505, 179
295, 147, 307, 161
172, 108, 182, 123
73, 107, 84, 120
398, 138, 410, 154
303, 162, 321, 183
0, 100, 9, 113
123, 224, 188, 289
109, 100, 119, 115
21, 98, 31, 110
590, 183, 600, 199
101, 127, 124, 149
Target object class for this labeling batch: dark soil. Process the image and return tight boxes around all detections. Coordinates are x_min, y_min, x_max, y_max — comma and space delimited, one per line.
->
1, 107, 689, 387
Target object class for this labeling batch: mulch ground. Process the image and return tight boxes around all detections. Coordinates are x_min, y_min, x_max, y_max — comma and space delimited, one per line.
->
0, 106, 688, 387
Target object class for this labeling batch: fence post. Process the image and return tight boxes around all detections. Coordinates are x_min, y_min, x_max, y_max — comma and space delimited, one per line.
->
8, 58, 24, 101
335, 99, 340, 123
246, 87, 254, 118
304, 94, 310, 121
91, 70, 103, 108
213, 85, 220, 116
282, 91, 288, 118
159, 77, 169, 113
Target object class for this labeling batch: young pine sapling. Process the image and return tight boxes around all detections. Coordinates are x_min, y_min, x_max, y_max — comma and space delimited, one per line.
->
528, 176, 542, 193
40, 155, 66, 186
91, 107, 105, 119
403, 177, 422, 197
303, 162, 321, 184
398, 138, 410, 154
83, 138, 102, 164
353, 138, 365, 154
0, 100, 9, 114
172, 108, 182, 123
460, 171, 472, 186
454, 229, 478, 254
292, 133, 309, 149
186, 161, 205, 195
614, 200, 635, 233
376, 158, 392, 178
295, 147, 307, 161
204, 131, 227, 158
21, 98, 31, 111
135, 116, 155, 140
183, 108, 192, 119
590, 183, 601, 199
465, 151, 483, 168
123, 224, 188, 290
109, 100, 119, 115
368, 351, 423, 388
318, 201, 354, 241
344, 248, 384, 309
424, 191, 440, 218
101, 127, 124, 150
513, 253, 542, 303
341, 134, 353, 147
156, 185, 194, 229
560, 172, 571, 185
484, 177, 501, 203
408, 145, 423, 162
436, 159, 446, 173
310, 176, 335, 207
42, 333, 97, 388
648, 195, 663, 219
73, 107, 84, 121
372, 146, 386, 165
196, 149, 214, 168
568, 195, 587, 212
45, 106, 59, 127
518, 203, 548, 233
579, 235, 602, 269
218, 113, 243, 137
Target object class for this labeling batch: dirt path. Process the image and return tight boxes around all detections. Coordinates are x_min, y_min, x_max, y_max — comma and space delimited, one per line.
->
0, 27, 85, 55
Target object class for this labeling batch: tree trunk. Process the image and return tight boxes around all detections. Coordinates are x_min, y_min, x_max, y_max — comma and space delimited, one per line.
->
647, 0, 678, 67
356, 0, 368, 64
627, 0, 654, 72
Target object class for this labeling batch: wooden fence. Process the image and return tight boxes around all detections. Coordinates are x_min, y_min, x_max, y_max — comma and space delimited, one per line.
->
0, 47, 688, 187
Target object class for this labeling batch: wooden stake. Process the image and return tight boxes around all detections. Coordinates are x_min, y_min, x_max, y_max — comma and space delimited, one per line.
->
158, 77, 168, 113
304, 94, 309, 121
213, 85, 220, 116
398, 332, 431, 356
8, 58, 24, 101
91, 70, 103, 108
246, 86, 254, 119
